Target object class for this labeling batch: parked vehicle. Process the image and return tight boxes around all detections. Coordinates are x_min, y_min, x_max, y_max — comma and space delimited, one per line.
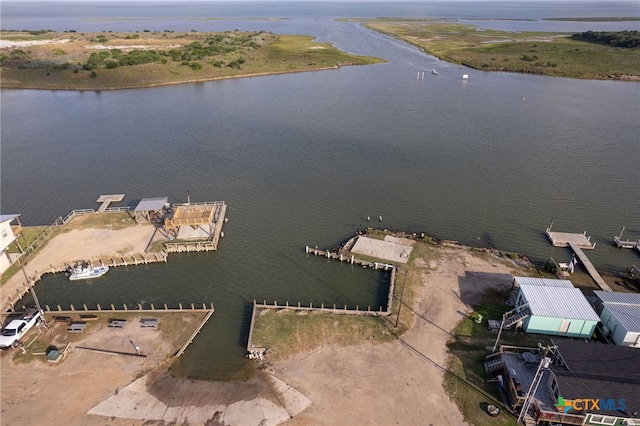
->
0, 310, 42, 349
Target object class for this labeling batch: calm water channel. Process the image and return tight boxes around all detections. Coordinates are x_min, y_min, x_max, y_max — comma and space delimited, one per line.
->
1, 2, 639, 379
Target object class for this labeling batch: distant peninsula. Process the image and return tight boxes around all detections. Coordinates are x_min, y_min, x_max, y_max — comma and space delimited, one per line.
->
0, 30, 385, 90
356, 19, 640, 81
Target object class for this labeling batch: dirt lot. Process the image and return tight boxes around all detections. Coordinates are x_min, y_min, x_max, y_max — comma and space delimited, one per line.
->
1, 218, 524, 425
0, 311, 203, 426
0, 216, 158, 313
271, 246, 519, 426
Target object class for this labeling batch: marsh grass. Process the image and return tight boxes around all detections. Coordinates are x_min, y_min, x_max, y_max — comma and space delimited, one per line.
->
362, 21, 640, 79
1, 31, 384, 90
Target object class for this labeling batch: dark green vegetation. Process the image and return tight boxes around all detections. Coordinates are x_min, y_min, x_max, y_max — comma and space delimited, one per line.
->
361, 20, 640, 80
571, 30, 640, 48
0, 30, 384, 89
544, 17, 640, 22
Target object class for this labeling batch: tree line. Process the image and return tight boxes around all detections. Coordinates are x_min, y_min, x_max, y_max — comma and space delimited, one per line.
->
570, 30, 640, 48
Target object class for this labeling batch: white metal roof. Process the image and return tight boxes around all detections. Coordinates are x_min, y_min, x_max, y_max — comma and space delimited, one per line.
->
594, 290, 640, 306
0, 214, 20, 224
513, 276, 574, 288
519, 283, 600, 321
605, 303, 640, 333
134, 197, 168, 212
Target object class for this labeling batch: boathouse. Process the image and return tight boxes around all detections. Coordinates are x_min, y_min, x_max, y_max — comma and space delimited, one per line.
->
0, 214, 23, 275
594, 290, 640, 348
512, 277, 599, 339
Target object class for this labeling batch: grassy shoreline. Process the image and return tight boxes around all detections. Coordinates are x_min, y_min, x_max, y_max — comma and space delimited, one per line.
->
359, 20, 640, 80
0, 30, 384, 90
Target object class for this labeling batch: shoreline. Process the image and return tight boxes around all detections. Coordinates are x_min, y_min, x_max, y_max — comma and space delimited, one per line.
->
0, 65, 341, 91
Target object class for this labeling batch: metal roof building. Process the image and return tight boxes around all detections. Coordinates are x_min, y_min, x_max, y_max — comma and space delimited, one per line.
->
594, 290, 640, 348
514, 278, 599, 339
513, 276, 574, 289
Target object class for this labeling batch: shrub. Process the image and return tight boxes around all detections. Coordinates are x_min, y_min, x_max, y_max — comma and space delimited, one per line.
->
89, 71, 97, 78
190, 62, 203, 70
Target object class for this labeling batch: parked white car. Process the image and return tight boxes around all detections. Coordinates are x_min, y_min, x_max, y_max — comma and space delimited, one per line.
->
0, 310, 42, 349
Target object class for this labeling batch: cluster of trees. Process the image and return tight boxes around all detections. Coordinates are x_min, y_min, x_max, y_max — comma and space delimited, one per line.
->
81, 30, 273, 71
570, 30, 640, 48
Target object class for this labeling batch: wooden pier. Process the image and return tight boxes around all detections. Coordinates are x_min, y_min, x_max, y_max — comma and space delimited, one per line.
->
545, 229, 595, 249
568, 243, 612, 292
614, 236, 640, 250
96, 194, 125, 212
545, 227, 611, 292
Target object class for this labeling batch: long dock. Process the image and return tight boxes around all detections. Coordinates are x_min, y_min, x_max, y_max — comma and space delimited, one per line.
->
567, 243, 612, 292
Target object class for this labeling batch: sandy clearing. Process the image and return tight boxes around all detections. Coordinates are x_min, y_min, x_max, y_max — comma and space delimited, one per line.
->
0, 39, 71, 49
272, 246, 518, 426
0, 222, 156, 313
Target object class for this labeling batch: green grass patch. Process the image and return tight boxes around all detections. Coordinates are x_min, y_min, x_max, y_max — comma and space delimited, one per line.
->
443, 287, 553, 425
11, 311, 205, 364
251, 309, 396, 360
65, 212, 137, 230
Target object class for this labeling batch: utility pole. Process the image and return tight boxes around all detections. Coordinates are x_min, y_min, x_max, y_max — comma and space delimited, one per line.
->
395, 270, 408, 328
492, 302, 529, 353
21, 265, 43, 315
517, 346, 553, 424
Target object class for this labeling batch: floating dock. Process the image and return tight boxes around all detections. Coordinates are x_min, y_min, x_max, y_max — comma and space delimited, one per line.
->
545, 229, 594, 249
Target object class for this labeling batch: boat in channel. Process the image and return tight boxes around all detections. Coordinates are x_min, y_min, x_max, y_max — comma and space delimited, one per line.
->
66, 262, 109, 280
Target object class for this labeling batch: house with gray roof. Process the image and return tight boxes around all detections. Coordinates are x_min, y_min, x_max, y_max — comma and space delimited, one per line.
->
594, 290, 640, 348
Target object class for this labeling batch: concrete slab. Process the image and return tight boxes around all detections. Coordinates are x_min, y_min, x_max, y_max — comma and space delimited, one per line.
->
224, 398, 266, 425
265, 374, 312, 417
176, 223, 212, 239
350, 236, 413, 264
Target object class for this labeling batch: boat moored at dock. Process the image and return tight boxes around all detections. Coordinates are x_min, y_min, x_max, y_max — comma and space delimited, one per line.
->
66, 262, 109, 281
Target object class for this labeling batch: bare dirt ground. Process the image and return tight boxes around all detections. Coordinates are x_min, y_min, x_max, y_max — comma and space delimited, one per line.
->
272, 246, 519, 426
0, 219, 157, 313
1, 219, 522, 425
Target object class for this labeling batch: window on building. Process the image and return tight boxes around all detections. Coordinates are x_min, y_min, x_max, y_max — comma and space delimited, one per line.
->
589, 414, 617, 425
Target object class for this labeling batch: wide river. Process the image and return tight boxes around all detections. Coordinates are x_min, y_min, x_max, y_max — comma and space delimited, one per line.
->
1, 1, 639, 378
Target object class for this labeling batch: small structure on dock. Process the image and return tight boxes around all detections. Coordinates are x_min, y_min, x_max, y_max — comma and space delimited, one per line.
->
96, 194, 125, 212
134, 197, 169, 224
164, 203, 216, 239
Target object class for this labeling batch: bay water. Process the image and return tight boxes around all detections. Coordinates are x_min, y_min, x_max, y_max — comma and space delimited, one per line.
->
1, 1, 639, 378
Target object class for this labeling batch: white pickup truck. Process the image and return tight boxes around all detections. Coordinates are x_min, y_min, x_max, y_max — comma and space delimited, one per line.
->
0, 310, 42, 349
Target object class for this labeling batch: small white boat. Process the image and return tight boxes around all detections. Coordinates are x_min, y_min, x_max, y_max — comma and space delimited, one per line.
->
66, 262, 109, 280
432, 69, 438, 75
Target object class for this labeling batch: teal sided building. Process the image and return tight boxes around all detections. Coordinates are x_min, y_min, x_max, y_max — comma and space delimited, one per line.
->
513, 277, 600, 339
